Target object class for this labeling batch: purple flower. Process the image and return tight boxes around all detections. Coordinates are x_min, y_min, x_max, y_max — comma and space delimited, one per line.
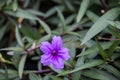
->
40, 36, 70, 70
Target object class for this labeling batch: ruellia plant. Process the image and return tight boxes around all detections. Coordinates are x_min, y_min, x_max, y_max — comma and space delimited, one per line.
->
0, 0, 120, 80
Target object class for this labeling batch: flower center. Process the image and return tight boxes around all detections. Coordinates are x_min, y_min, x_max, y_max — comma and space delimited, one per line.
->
52, 50, 57, 55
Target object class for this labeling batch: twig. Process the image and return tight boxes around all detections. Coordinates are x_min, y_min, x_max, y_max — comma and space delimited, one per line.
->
24, 69, 52, 74
32, 69, 52, 74
98, 37, 120, 41
25, 45, 40, 53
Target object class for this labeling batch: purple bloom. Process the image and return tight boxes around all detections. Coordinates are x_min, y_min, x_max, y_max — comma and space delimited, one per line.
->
40, 36, 70, 70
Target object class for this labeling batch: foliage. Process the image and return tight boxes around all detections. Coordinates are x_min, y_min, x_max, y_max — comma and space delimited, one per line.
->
0, 0, 120, 80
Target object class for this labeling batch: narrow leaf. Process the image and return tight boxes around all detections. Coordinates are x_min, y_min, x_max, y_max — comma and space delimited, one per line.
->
0, 47, 23, 51
48, 74, 62, 80
0, 25, 8, 40
81, 7, 120, 45
58, 60, 104, 76
12, 0, 18, 11
38, 19, 51, 34
76, 0, 90, 22
108, 20, 120, 29
108, 41, 120, 57
29, 73, 42, 80
103, 65, 120, 79
70, 60, 104, 73
15, 27, 24, 47
38, 34, 51, 44
18, 55, 27, 79
86, 10, 99, 22
5, 9, 39, 20
72, 56, 84, 80
82, 70, 110, 80
56, 8, 66, 32
77, 42, 112, 57
96, 41, 108, 60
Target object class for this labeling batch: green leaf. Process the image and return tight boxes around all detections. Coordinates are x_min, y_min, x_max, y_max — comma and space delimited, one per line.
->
32, 0, 40, 10
108, 20, 120, 29
0, 24, 8, 41
12, 0, 18, 11
103, 65, 120, 79
20, 26, 41, 40
68, 41, 76, 58
65, 14, 75, 25
29, 73, 42, 80
64, 61, 72, 67
18, 55, 27, 79
38, 19, 51, 34
107, 41, 120, 57
114, 21, 120, 29
86, 10, 99, 22
67, 23, 81, 32
70, 60, 104, 73
82, 69, 110, 80
5, 9, 39, 20
15, 27, 24, 47
37, 61, 42, 70
58, 60, 104, 76
72, 56, 84, 80
108, 27, 120, 38
76, 0, 90, 23
81, 7, 120, 45
0, 47, 23, 51
27, 9, 45, 17
77, 42, 112, 57
6, 0, 12, 5
56, 8, 66, 32
20, 26, 35, 39
4, 65, 9, 80
65, 0, 75, 11
67, 18, 89, 32
0, 0, 6, 8
63, 77, 69, 80
0, 69, 18, 79
96, 41, 108, 60
67, 32, 81, 38
57, 70, 72, 76
76, 52, 85, 67
48, 74, 62, 80
98, 69, 118, 80
38, 34, 51, 44
43, 75, 49, 80
45, 6, 64, 18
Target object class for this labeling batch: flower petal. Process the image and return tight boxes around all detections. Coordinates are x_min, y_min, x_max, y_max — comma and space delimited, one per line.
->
52, 57, 64, 69
58, 48, 70, 60
40, 42, 53, 54
41, 54, 52, 66
52, 36, 63, 50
